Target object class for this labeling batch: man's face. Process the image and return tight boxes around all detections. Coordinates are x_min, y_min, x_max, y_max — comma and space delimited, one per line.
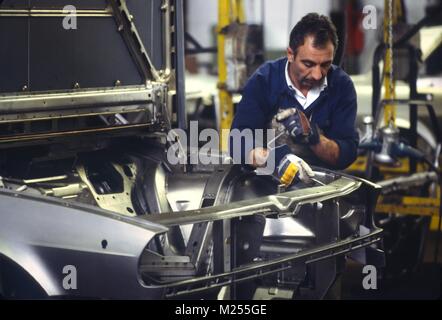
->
287, 35, 334, 91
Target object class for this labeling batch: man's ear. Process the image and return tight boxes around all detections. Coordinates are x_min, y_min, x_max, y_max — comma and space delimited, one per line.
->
286, 47, 294, 63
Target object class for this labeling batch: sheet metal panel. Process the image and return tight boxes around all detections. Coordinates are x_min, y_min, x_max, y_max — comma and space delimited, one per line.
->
0, 0, 165, 93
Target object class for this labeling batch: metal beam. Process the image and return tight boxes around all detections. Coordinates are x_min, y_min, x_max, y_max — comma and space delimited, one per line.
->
142, 175, 362, 227
0, 85, 163, 114
0, 8, 113, 17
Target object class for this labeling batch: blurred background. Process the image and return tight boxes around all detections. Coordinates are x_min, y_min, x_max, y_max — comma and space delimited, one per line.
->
182, 0, 442, 299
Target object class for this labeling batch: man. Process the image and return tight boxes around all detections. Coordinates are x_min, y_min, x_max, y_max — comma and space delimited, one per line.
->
230, 12, 358, 186
228, 13, 359, 299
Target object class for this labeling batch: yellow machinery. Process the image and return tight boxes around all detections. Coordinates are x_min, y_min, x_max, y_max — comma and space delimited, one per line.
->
383, 0, 398, 126
217, 0, 245, 151
348, 0, 441, 231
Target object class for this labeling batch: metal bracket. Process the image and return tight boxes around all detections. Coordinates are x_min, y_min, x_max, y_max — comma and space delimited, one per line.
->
108, 0, 170, 84
76, 162, 138, 216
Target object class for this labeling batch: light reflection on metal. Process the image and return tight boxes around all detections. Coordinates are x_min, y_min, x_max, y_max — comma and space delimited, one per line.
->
142, 176, 362, 227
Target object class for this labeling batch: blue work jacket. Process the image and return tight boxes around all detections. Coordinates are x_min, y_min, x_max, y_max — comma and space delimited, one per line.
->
230, 57, 359, 170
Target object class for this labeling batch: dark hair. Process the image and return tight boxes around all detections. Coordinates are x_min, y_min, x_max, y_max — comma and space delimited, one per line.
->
289, 13, 338, 55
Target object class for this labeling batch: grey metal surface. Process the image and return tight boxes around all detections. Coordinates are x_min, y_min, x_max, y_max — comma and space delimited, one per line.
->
0, 0, 384, 300
0, 84, 167, 145
0, 0, 178, 147
166, 172, 208, 247
166, 173, 207, 213
149, 229, 383, 298
377, 171, 438, 194
263, 217, 315, 238
174, 0, 187, 129
0, 156, 383, 299
141, 175, 362, 227
76, 163, 137, 216
139, 166, 383, 299
0, 85, 160, 113
0, 187, 168, 299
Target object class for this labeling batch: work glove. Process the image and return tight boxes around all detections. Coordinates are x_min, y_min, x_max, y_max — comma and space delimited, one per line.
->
276, 154, 315, 186
275, 108, 320, 145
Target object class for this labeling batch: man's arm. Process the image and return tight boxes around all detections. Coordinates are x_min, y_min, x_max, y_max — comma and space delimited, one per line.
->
276, 76, 358, 170
310, 135, 339, 167
230, 69, 292, 168
229, 73, 268, 165
325, 78, 359, 169
275, 108, 341, 167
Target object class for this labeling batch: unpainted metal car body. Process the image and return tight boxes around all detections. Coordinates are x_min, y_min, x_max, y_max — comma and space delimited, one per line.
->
0, 0, 384, 299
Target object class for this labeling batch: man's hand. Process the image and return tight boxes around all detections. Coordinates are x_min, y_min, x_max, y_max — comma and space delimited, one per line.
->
276, 108, 320, 145
248, 147, 269, 167
277, 154, 315, 186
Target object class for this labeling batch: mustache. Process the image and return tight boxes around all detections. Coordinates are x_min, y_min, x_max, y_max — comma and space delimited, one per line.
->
300, 77, 323, 87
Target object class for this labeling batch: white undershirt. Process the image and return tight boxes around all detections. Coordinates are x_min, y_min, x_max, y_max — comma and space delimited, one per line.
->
285, 61, 327, 110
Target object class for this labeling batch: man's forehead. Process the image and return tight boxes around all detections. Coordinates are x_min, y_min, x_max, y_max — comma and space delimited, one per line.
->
297, 36, 334, 61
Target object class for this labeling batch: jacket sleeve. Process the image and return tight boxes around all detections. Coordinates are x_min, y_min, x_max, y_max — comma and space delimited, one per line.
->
229, 74, 267, 164
229, 73, 291, 166
328, 78, 359, 169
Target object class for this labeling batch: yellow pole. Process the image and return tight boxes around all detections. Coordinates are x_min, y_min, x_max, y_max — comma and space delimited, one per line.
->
235, 0, 246, 23
218, 0, 246, 151
218, 0, 234, 152
383, 0, 396, 126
